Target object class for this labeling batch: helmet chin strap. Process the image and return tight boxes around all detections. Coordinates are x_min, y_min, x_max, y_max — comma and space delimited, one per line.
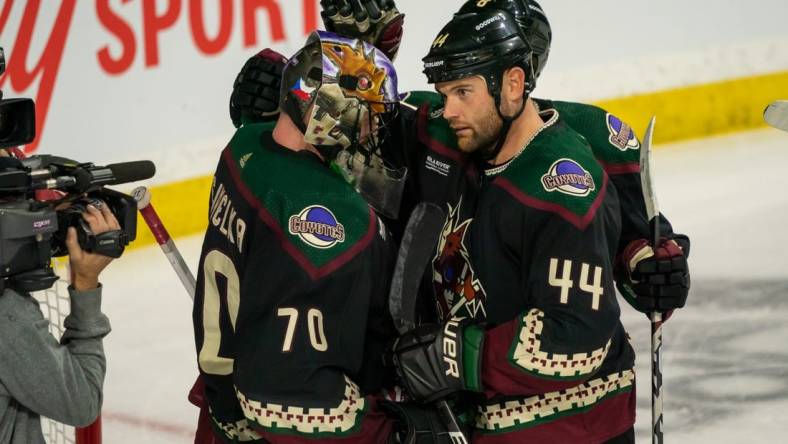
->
482, 92, 527, 162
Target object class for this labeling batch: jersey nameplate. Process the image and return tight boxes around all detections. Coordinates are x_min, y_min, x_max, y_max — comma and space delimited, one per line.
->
210, 181, 248, 254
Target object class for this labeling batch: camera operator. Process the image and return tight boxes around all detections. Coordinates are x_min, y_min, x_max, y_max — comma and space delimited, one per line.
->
0, 190, 118, 444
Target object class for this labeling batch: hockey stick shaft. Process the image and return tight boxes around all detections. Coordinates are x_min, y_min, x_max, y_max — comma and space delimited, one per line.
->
639, 117, 664, 444
132, 186, 196, 299
650, 312, 664, 444
764, 101, 788, 132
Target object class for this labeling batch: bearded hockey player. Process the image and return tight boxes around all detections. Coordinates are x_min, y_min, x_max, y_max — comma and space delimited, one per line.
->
193, 31, 406, 443
391, 9, 640, 443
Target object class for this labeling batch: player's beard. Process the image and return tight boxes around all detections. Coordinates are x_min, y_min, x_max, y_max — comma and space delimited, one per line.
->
455, 110, 504, 158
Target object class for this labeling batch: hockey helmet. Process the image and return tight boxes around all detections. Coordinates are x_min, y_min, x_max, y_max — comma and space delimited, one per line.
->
456, 0, 552, 82
423, 9, 534, 105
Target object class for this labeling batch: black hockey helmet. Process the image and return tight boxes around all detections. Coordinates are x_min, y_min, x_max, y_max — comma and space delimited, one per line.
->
422, 9, 534, 160
456, 0, 552, 81
422, 9, 534, 104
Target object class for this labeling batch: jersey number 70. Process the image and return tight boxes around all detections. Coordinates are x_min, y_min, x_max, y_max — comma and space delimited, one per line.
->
198, 250, 329, 376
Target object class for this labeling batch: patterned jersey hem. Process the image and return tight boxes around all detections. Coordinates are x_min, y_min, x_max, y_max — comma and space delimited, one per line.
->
211, 409, 263, 442
509, 309, 612, 379
476, 369, 635, 433
235, 376, 367, 437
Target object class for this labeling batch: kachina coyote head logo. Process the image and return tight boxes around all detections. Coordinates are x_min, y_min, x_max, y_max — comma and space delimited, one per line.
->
541, 159, 596, 197
606, 113, 640, 151
289, 206, 346, 249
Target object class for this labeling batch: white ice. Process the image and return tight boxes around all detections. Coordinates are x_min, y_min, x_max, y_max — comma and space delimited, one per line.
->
92, 128, 788, 443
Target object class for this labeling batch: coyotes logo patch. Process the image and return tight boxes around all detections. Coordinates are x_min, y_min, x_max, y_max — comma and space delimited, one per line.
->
606, 113, 640, 151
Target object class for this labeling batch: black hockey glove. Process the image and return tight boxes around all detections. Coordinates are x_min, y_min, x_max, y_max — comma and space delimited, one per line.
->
320, 0, 405, 61
380, 400, 469, 444
391, 318, 484, 404
229, 48, 287, 128
616, 236, 691, 316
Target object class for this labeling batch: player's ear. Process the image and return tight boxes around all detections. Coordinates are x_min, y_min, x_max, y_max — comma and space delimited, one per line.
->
502, 67, 526, 103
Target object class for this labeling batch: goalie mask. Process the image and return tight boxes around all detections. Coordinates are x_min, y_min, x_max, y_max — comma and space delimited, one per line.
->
281, 31, 406, 218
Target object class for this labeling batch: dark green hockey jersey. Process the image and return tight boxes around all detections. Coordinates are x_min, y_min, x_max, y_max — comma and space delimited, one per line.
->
193, 123, 398, 443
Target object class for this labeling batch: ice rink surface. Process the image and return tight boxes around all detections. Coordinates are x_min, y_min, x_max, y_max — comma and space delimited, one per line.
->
93, 128, 788, 443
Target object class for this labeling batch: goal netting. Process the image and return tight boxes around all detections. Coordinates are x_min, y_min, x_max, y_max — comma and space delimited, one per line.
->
31, 258, 101, 444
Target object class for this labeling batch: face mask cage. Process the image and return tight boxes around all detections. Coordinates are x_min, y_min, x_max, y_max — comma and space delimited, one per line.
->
331, 100, 406, 219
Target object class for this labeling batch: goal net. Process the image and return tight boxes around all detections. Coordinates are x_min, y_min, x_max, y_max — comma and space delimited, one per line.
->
31, 258, 101, 444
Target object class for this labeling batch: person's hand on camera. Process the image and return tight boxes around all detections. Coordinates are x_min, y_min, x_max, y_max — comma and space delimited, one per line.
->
67, 201, 120, 291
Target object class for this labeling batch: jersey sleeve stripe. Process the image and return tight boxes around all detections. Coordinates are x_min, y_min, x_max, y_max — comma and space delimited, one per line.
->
598, 160, 640, 175
493, 173, 610, 231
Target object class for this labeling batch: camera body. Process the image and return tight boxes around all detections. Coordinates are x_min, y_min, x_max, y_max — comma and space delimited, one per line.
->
51, 190, 138, 259
0, 46, 146, 293
0, 48, 36, 149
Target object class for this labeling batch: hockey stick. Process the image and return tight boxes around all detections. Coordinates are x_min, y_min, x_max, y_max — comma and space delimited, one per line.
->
640, 117, 664, 444
389, 202, 469, 444
764, 101, 788, 132
132, 186, 196, 299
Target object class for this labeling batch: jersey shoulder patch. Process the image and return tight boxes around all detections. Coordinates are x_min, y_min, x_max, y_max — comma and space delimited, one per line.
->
550, 100, 641, 174
224, 125, 376, 278
495, 120, 609, 230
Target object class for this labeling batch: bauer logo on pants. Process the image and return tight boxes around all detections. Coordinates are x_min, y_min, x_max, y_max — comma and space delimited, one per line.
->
541, 159, 596, 197
606, 113, 640, 151
289, 206, 346, 249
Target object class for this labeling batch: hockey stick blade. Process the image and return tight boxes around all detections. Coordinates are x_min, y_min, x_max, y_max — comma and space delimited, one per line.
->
764, 101, 788, 132
389, 202, 446, 335
639, 116, 660, 247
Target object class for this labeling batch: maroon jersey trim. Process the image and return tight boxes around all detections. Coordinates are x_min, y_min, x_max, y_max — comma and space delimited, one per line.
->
222, 147, 378, 281
416, 104, 466, 164
493, 173, 610, 231
599, 160, 640, 175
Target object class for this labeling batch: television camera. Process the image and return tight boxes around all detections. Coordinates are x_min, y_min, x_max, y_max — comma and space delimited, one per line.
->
0, 47, 155, 292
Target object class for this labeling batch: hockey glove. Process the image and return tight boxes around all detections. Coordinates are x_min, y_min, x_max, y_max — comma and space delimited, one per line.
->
617, 237, 690, 315
320, 0, 405, 61
391, 318, 484, 404
380, 400, 469, 444
229, 48, 287, 128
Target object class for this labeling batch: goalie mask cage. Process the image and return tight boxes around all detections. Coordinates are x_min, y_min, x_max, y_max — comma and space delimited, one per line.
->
31, 258, 102, 444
